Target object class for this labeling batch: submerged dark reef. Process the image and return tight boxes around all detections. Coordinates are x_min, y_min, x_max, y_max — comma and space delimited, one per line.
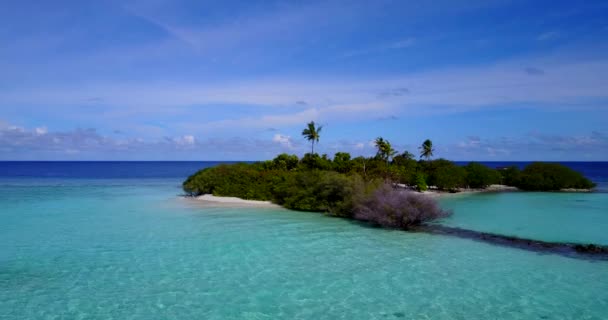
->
414, 225, 608, 261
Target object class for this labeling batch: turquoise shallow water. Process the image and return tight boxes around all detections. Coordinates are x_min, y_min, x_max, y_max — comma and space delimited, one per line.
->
439, 192, 608, 245
1, 178, 608, 319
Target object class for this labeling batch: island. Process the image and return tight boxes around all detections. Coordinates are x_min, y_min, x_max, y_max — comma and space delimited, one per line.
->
184, 122, 596, 229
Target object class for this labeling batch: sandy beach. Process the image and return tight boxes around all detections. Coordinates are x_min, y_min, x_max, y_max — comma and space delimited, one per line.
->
195, 185, 521, 205
194, 194, 281, 208
407, 184, 520, 197
191, 184, 583, 207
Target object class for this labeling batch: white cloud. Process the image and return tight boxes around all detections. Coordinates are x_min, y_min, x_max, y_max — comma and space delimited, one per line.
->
7, 125, 24, 132
193, 102, 394, 132
448, 132, 608, 160
35, 127, 48, 135
174, 135, 195, 145
125, 1, 352, 53
1, 54, 608, 142
1, 120, 607, 160
3, 56, 607, 117
343, 37, 415, 57
272, 134, 293, 149
0, 121, 201, 156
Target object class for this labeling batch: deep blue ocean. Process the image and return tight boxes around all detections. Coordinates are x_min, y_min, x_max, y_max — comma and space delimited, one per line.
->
0, 161, 606, 193
0, 161, 234, 179
1, 161, 606, 186
1, 161, 607, 319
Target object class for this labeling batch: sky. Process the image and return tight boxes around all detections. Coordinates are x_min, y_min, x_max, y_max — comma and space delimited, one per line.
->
1, 0, 608, 161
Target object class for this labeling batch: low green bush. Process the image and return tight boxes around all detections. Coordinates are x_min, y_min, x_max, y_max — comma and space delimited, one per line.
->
415, 173, 428, 191
182, 163, 284, 200
464, 162, 501, 188
499, 166, 521, 186
272, 170, 367, 216
270, 153, 299, 171
333, 152, 353, 173
516, 162, 596, 191
300, 153, 333, 170
424, 159, 466, 191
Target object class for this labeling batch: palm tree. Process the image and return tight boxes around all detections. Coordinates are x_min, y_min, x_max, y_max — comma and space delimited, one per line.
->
401, 151, 415, 160
375, 137, 397, 163
302, 121, 323, 154
419, 139, 434, 160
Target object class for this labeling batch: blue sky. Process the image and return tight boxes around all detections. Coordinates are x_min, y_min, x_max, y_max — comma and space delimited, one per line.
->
1, 0, 608, 160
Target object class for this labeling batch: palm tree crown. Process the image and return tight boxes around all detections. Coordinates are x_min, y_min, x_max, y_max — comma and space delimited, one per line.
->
302, 121, 323, 154
419, 139, 434, 160
374, 137, 396, 162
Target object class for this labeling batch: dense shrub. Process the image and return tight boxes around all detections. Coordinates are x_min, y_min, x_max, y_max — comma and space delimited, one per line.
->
350, 156, 368, 176
391, 155, 417, 185
415, 173, 428, 191
333, 152, 353, 173
499, 166, 521, 186
424, 159, 466, 191
270, 153, 299, 171
300, 153, 333, 170
272, 171, 366, 216
434, 165, 466, 191
182, 163, 284, 200
363, 158, 391, 180
464, 162, 501, 188
392, 151, 416, 163
516, 162, 596, 191
354, 184, 452, 229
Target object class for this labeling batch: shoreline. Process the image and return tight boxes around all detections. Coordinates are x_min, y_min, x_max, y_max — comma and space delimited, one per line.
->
408, 184, 593, 197
407, 184, 520, 198
189, 184, 594, 207
193, 194, 281, 208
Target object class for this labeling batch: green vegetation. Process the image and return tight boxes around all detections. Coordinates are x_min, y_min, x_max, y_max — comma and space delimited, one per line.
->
272, 171, 368, 216
182, 163, 281, 200
183, 122, 596, 227
430, 162, 466, 192
184, 154, 595, 199
464, 162, 501, 188
511, 162, 596, 191
374, 137, 397, 163
499, 165, 522, 186
415, 173, 428, 191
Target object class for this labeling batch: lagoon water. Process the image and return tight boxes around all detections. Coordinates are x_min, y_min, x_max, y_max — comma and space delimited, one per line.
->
1, 162, 607, 319
440, 192, 608, 245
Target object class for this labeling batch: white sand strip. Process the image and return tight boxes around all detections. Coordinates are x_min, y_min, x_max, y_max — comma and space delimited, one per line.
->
195, 194, 281, 208
420, 184, 520, 197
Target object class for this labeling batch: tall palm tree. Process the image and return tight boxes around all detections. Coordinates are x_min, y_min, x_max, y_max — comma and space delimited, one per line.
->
375, 137, 396, 162
302, 121, 323, 154
419, 139, 434, 160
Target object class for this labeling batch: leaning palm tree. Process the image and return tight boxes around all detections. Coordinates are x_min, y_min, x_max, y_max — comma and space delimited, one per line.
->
302, 121, 323, 154
375, 137, 397, 163
419, 139, 434, 161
